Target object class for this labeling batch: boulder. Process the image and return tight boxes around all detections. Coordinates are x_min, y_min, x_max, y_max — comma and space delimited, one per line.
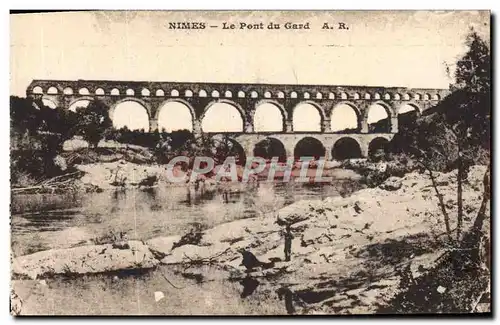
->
379, 176, 403, 191
276, 200, 313, 225
12, 240, 158, 279
146, 235, 182, 258
160, 243, 231, 264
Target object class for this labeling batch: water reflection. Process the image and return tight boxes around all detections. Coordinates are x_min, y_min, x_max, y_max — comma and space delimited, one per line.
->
240, 276, 260, 298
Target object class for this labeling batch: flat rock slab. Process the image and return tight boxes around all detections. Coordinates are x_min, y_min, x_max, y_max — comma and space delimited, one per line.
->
12, 240, 159, 279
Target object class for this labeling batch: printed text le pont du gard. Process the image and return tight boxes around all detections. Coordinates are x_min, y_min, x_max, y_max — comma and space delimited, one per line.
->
167, 21, 349, 30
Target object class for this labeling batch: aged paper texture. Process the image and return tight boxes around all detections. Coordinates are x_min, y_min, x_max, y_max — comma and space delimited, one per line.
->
10, 10, 491, 316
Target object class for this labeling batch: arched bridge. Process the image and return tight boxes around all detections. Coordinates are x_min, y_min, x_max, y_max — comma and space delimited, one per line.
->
26, 79, 449, 159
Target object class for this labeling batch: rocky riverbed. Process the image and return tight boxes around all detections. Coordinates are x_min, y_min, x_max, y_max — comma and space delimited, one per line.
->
11, 165, 490, 315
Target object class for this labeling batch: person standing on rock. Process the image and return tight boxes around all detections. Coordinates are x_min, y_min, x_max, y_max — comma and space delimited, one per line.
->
284, 224, 294, 262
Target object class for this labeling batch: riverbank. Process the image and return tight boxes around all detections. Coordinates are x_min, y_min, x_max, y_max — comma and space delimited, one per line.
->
11, 164, 490, 315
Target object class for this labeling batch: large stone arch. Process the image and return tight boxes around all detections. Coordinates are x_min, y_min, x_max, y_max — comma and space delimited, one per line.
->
155, 99, 195, 132
398, 102, 422, 115
292, 101, 326, 132
201, 99, 247, 132
253, 99, 288, 121
253, 136, 288, 162
253, 100, 287, 132
67, 96, 95, 111
368, 136, 391, 161
293, 100, 326, 121
109, 97, 151, 120
293, 136, 327, 160
211, 134, 247, 166
331, 137, 363, 160
41, 97, 57, 109
155, 98, 196, 120
366, 100, 396, 133
367, 100, 396, 118
109, 98, 151, 131
330, 101, 362, 131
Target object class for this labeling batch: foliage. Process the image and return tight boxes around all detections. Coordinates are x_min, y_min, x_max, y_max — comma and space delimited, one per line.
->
73, 100, 112, 148
450, 28, 490, 94
10, 97, 80, 184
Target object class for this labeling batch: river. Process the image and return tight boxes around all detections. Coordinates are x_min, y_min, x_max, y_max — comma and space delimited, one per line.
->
11, 175, 363, 257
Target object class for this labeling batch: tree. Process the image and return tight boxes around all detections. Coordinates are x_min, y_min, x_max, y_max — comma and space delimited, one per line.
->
74, 100, 112, 148
450, 27, 490, 94
400, 28, 490, 244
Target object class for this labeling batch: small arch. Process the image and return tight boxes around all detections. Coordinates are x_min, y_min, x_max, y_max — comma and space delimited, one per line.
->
403, 93, 411, 100
316, 92, 323, 99
254, 137, 287, 162
79, 88, 90, 95
111, 88, 120, 96
277, 91, 285, 99
141, 88, 150, 97
433, 94, 441, 101
251, 91, 259, 98
332, 137, 362, 160
364, 93, 371, 100
368, 137, 390, 162
95, 88, 105, 95
126, 89, 135, 96
414, 93, 421, 100
171, 89, 179, 97
340, 92, 348, 100
224, 90, 232, 98
238, 91, 245, 98
303, 92, 310, 99
47, 86, 58, 94
352, 92, 360, 100
199, 89, 207, 97
394, 93, 401, 100
374, 93, 381, 100
294, 137, 326, 160
423, 93, 431, 100
328, 92, 335, 100
264, 91, 272, 98
32, 86, 43, 94
290, 91, 298, 99
211, 90, 220, 98
156, 89, 165, 97
185, 90, 193, 97
384, 93, 391, 100
63, 87, 74, 95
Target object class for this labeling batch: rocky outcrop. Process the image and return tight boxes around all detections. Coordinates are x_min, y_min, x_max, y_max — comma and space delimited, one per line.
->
12, 240, 158, 280
11, 165, 490, 314
379, 176, 403, 191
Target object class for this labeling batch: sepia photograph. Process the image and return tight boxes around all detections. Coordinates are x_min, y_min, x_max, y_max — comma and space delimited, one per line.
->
9, 10, 491, 316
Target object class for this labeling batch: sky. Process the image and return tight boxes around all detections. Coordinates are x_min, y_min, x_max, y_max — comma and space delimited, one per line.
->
10, 11, 490, 131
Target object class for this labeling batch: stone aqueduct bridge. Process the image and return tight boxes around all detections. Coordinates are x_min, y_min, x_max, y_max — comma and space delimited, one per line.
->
27, 80, 449, 159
